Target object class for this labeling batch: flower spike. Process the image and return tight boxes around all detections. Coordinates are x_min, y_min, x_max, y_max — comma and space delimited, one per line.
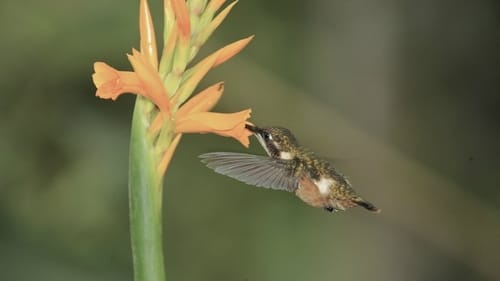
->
91, 2, 255, 280
93, 0, 253, 176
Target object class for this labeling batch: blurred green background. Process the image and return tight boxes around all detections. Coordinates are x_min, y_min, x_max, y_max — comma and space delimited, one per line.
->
1, 0, 499, 280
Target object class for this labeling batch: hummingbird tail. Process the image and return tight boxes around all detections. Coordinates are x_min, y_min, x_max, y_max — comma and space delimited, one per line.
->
353, 198, 381, 213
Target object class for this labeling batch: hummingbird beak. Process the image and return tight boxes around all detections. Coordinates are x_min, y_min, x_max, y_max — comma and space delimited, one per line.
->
245, 124, 268, 137
245, 124, 273, 156
245, 123, 259, 134
245, 124, 267, 136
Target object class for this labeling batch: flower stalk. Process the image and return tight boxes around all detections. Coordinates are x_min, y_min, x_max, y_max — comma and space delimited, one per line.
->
92, 0, 253, 280
129, 97, 168, 281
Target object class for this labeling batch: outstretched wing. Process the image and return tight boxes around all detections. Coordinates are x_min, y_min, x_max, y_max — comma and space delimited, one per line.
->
199, 152, 299, 192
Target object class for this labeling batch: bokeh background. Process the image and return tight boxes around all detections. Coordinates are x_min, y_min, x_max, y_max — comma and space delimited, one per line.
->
1, 0, 499, 280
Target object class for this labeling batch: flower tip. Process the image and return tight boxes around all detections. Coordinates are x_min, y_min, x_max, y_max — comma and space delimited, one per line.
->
93, 61, 105, 71
242, 34, 255, 49
126, 50, 138, 62
239, 118, 254, 148
139, 0, 158, 69
237, 109, 253, 147
209, 0, 227, 12
93, 62, 114, 77
217, 82, 225, 91
240, 137, 250, 148
131, 48, 141, 57
171, 0, 191, 41
213, 35, 255, 68
92, 62, 115, 88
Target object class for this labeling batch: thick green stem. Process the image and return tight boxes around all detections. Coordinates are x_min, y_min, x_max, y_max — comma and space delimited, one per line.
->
129, 96, 166, 281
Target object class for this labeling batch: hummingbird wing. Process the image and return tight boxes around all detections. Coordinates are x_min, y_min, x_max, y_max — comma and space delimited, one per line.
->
199, 152, 299, 192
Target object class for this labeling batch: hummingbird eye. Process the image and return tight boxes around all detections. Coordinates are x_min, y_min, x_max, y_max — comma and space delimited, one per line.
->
263, 132, 272, 141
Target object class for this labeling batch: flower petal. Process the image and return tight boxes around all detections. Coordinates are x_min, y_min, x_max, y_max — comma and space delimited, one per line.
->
176, 82, 224, 117
213, 35, 254, 68
140, 0, 158, 69
92, 62, 145, 100
148, 113, 164, 136
127, 49, 171, 115
157, 133, 182, 176
175, 109, 252, 147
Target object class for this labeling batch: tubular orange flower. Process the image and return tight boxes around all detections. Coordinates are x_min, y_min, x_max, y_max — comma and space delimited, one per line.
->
93, 50, 171, 117
92, 63, 144, 100
176, 109, 252, 147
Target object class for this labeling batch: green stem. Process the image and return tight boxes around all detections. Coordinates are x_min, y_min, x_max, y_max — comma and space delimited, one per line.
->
129, 96, 166, 281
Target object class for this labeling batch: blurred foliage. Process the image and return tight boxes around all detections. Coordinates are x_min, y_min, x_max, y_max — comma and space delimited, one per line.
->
1, 0, 499, 281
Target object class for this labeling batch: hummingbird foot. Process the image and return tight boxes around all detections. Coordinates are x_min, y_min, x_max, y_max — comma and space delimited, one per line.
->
323, 206, 338, 213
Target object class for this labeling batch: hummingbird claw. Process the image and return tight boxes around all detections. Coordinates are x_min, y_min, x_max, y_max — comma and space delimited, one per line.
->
324, 206, 336, 212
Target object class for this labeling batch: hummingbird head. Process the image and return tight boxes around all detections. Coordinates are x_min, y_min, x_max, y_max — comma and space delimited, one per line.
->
245, 124, 300, 160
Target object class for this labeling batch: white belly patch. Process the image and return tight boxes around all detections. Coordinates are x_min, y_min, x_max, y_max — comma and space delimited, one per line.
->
279, 151, 293, 160
313, 177, 334, 195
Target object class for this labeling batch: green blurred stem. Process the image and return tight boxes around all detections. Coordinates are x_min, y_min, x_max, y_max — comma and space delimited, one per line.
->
129, 96, 166, 281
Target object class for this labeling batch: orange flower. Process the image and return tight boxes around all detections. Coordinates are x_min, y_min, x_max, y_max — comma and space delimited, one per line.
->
176, 110, 252, 147
93, 49, 171, 116
92, 63, 143, 100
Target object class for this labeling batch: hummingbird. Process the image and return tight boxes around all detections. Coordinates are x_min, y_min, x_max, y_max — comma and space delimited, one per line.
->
199, 124, 380, 213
